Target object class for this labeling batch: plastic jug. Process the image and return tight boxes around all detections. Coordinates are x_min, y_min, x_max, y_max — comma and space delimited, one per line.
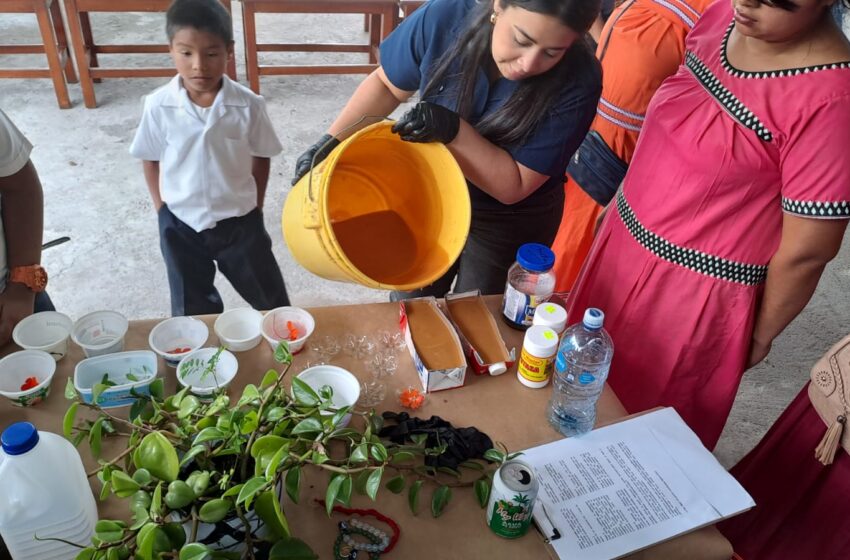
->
283, 122, 471, 291
0, 422, 97, 559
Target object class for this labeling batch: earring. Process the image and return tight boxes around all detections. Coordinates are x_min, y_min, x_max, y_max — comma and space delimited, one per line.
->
490, 12, 497, 24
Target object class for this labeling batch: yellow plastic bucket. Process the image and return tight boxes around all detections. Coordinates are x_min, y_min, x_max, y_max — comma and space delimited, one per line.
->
283, 122, 471, 291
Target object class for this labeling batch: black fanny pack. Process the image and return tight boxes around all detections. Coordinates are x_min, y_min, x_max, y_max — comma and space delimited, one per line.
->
566, 130, 628, 206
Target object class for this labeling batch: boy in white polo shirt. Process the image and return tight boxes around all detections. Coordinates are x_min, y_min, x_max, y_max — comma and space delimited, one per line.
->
130, 0, 289, 316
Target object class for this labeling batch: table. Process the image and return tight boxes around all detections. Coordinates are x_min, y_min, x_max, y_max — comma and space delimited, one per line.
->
62, 0, 237, 108
241, 0, 399, 93
0, 298, 733, 559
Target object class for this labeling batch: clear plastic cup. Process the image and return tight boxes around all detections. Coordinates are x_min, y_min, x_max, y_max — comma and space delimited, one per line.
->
71, 311, 128, 358
214, 308, 263, 352
148, 316, 210, 367
12, 311, 73, 361
261, 306, 315, 354
0, 350, 56, 407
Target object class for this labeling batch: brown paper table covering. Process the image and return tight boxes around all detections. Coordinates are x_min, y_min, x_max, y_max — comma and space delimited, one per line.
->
0, 297, 732, 560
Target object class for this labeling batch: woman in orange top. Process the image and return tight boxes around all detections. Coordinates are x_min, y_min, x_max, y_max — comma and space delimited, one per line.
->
550, 0, 714, 292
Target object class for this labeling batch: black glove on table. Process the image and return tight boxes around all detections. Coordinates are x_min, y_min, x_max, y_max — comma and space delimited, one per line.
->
291, 133, 340, 186
379, 411, 494, 470
391, 101, 460, 144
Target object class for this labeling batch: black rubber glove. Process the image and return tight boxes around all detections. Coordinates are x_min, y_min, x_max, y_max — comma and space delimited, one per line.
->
291, 133, 340, 186
391, 101, 460, 144
379, 411, 494, 469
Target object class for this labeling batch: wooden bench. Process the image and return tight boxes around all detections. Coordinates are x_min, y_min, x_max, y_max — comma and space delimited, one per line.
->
62, 0, 237, 108
241, 0, 399, 93
0, 0, 77, 108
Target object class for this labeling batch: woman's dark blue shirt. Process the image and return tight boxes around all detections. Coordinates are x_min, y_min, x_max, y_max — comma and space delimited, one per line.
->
379, 0, 601, 211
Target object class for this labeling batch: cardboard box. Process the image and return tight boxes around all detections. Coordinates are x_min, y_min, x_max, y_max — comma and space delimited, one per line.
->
445, 291, 516, 376
399, 298, 467, 393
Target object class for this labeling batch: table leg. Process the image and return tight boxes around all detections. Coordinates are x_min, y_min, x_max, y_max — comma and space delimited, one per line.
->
36, 0, 71, 108
63, 0, 97, 108
242, 2, 260, 93
369, 13, 380, 64
49, 0, 77, 84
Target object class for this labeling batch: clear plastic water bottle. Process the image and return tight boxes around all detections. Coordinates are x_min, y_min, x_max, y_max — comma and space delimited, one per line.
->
0, 422, 97, 559
548, 308, 614, 437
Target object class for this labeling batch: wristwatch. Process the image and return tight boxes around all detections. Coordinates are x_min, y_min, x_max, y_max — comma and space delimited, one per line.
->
9, 265, 48, 292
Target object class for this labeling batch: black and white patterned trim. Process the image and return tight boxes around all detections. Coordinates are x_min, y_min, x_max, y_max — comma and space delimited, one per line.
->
782, 198, 850, 218
685, 51, 773, 142
616, 191, 768, 286
720, 20, 850, 79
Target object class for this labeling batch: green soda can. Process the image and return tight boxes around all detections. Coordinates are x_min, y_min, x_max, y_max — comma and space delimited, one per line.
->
486, 459, 538, 538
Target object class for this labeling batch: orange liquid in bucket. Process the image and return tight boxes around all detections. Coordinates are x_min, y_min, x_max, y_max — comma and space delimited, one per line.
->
332, 210, 418, 284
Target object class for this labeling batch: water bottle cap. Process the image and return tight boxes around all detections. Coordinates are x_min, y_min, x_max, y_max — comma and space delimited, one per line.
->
582, 308, 605, 330
1, 422, 39, 455
516, 243, 555, 273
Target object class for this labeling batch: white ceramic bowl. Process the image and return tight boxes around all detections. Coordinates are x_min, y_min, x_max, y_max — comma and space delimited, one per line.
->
71, 311, 129, 358
177, 347, 238, 399
149, 317, 210, 368
0, 350, 56, 407
12, 311, 73, 361
74, 350, 158, 408
214, 308, 263, 352
261, 307, 315, 354
296, 365, 361, 427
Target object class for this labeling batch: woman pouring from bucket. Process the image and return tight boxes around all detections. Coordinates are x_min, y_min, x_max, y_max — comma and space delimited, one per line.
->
292, 0, 602, 299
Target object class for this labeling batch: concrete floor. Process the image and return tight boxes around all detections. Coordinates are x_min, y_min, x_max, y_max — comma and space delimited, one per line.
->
1, 6, 849, 468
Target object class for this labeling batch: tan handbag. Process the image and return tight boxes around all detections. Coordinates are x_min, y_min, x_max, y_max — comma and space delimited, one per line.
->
808, 334, 850, 465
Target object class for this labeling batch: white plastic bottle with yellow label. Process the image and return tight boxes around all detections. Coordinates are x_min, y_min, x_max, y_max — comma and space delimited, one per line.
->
517, 326, 559, 388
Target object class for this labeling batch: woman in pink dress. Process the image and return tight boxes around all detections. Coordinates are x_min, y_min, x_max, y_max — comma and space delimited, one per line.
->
567, 0, 850, 449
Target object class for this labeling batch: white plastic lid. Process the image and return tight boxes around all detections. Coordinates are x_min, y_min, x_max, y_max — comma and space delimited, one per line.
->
583, 308, 605, 330
532, 303, 567, 333
488, 362, 508, 376
522, 325, 560, 357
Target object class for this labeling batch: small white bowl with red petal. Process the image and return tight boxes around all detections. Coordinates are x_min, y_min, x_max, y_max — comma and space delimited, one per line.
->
261, 306, 315, 354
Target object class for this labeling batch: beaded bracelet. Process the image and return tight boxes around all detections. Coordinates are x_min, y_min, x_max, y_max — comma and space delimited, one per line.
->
334, 519, 388, 560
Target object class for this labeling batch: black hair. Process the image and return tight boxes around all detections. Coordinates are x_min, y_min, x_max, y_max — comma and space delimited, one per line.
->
422, 0, 601, 147
166, 0, 233, 44
759, 0, 850, 12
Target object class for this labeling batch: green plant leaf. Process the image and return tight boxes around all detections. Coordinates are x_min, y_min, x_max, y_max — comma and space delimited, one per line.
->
354, 470, 371, 496
411, 433, 428, 447
385, 475, 405, 494
291, 378, 320, 406
162, 522, 187, 550
474, 477, 491, 509
260, 369, 280, 389
164, 480, 196, 510
135, 432, 179, 482
329, 406, 351, 428
75, 547, 96, 560
350, 443, 368, 463
150, 481, 163, 518
132, 468, 152, 486
437, 467, 462, 479
236, 476, 267, 506
193, 427, 226, 445
506, 452, 524, 461
89, 417, 104, 458
63, 402, 78, 439
265, 445, 289, 481
179, 543, 211, 560
336, 475, 352, 507
255, 490, 290, 540
311, 451, 329, 465
365, 467, 383, 501
269, 537, 317, 560
459, 460, 485, 471
222, 484, 244, 499
94, 520, 125, 543
65, 377, 77, 400
111, 471, 141, 498
99, 480, 112, 501
91, 383, 108, 405
241, 410, 260, 435
389, 451, 415, 464
483, 449, 506, 464
431, 485, 452, 518
177, 396, 200, 419
179, 445, 207, 468
370, 443, 388, 463
198, 499, 231, 523
408, 479, 423, 515
324, 474, 345, 516
285, 466, 301, 504
291, 417, 322, 436
149, 378, 164, 400
237, 384, 261, 407
369, 414, 384, 434
273, 340, 292, 365
266, 407, 286, 422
